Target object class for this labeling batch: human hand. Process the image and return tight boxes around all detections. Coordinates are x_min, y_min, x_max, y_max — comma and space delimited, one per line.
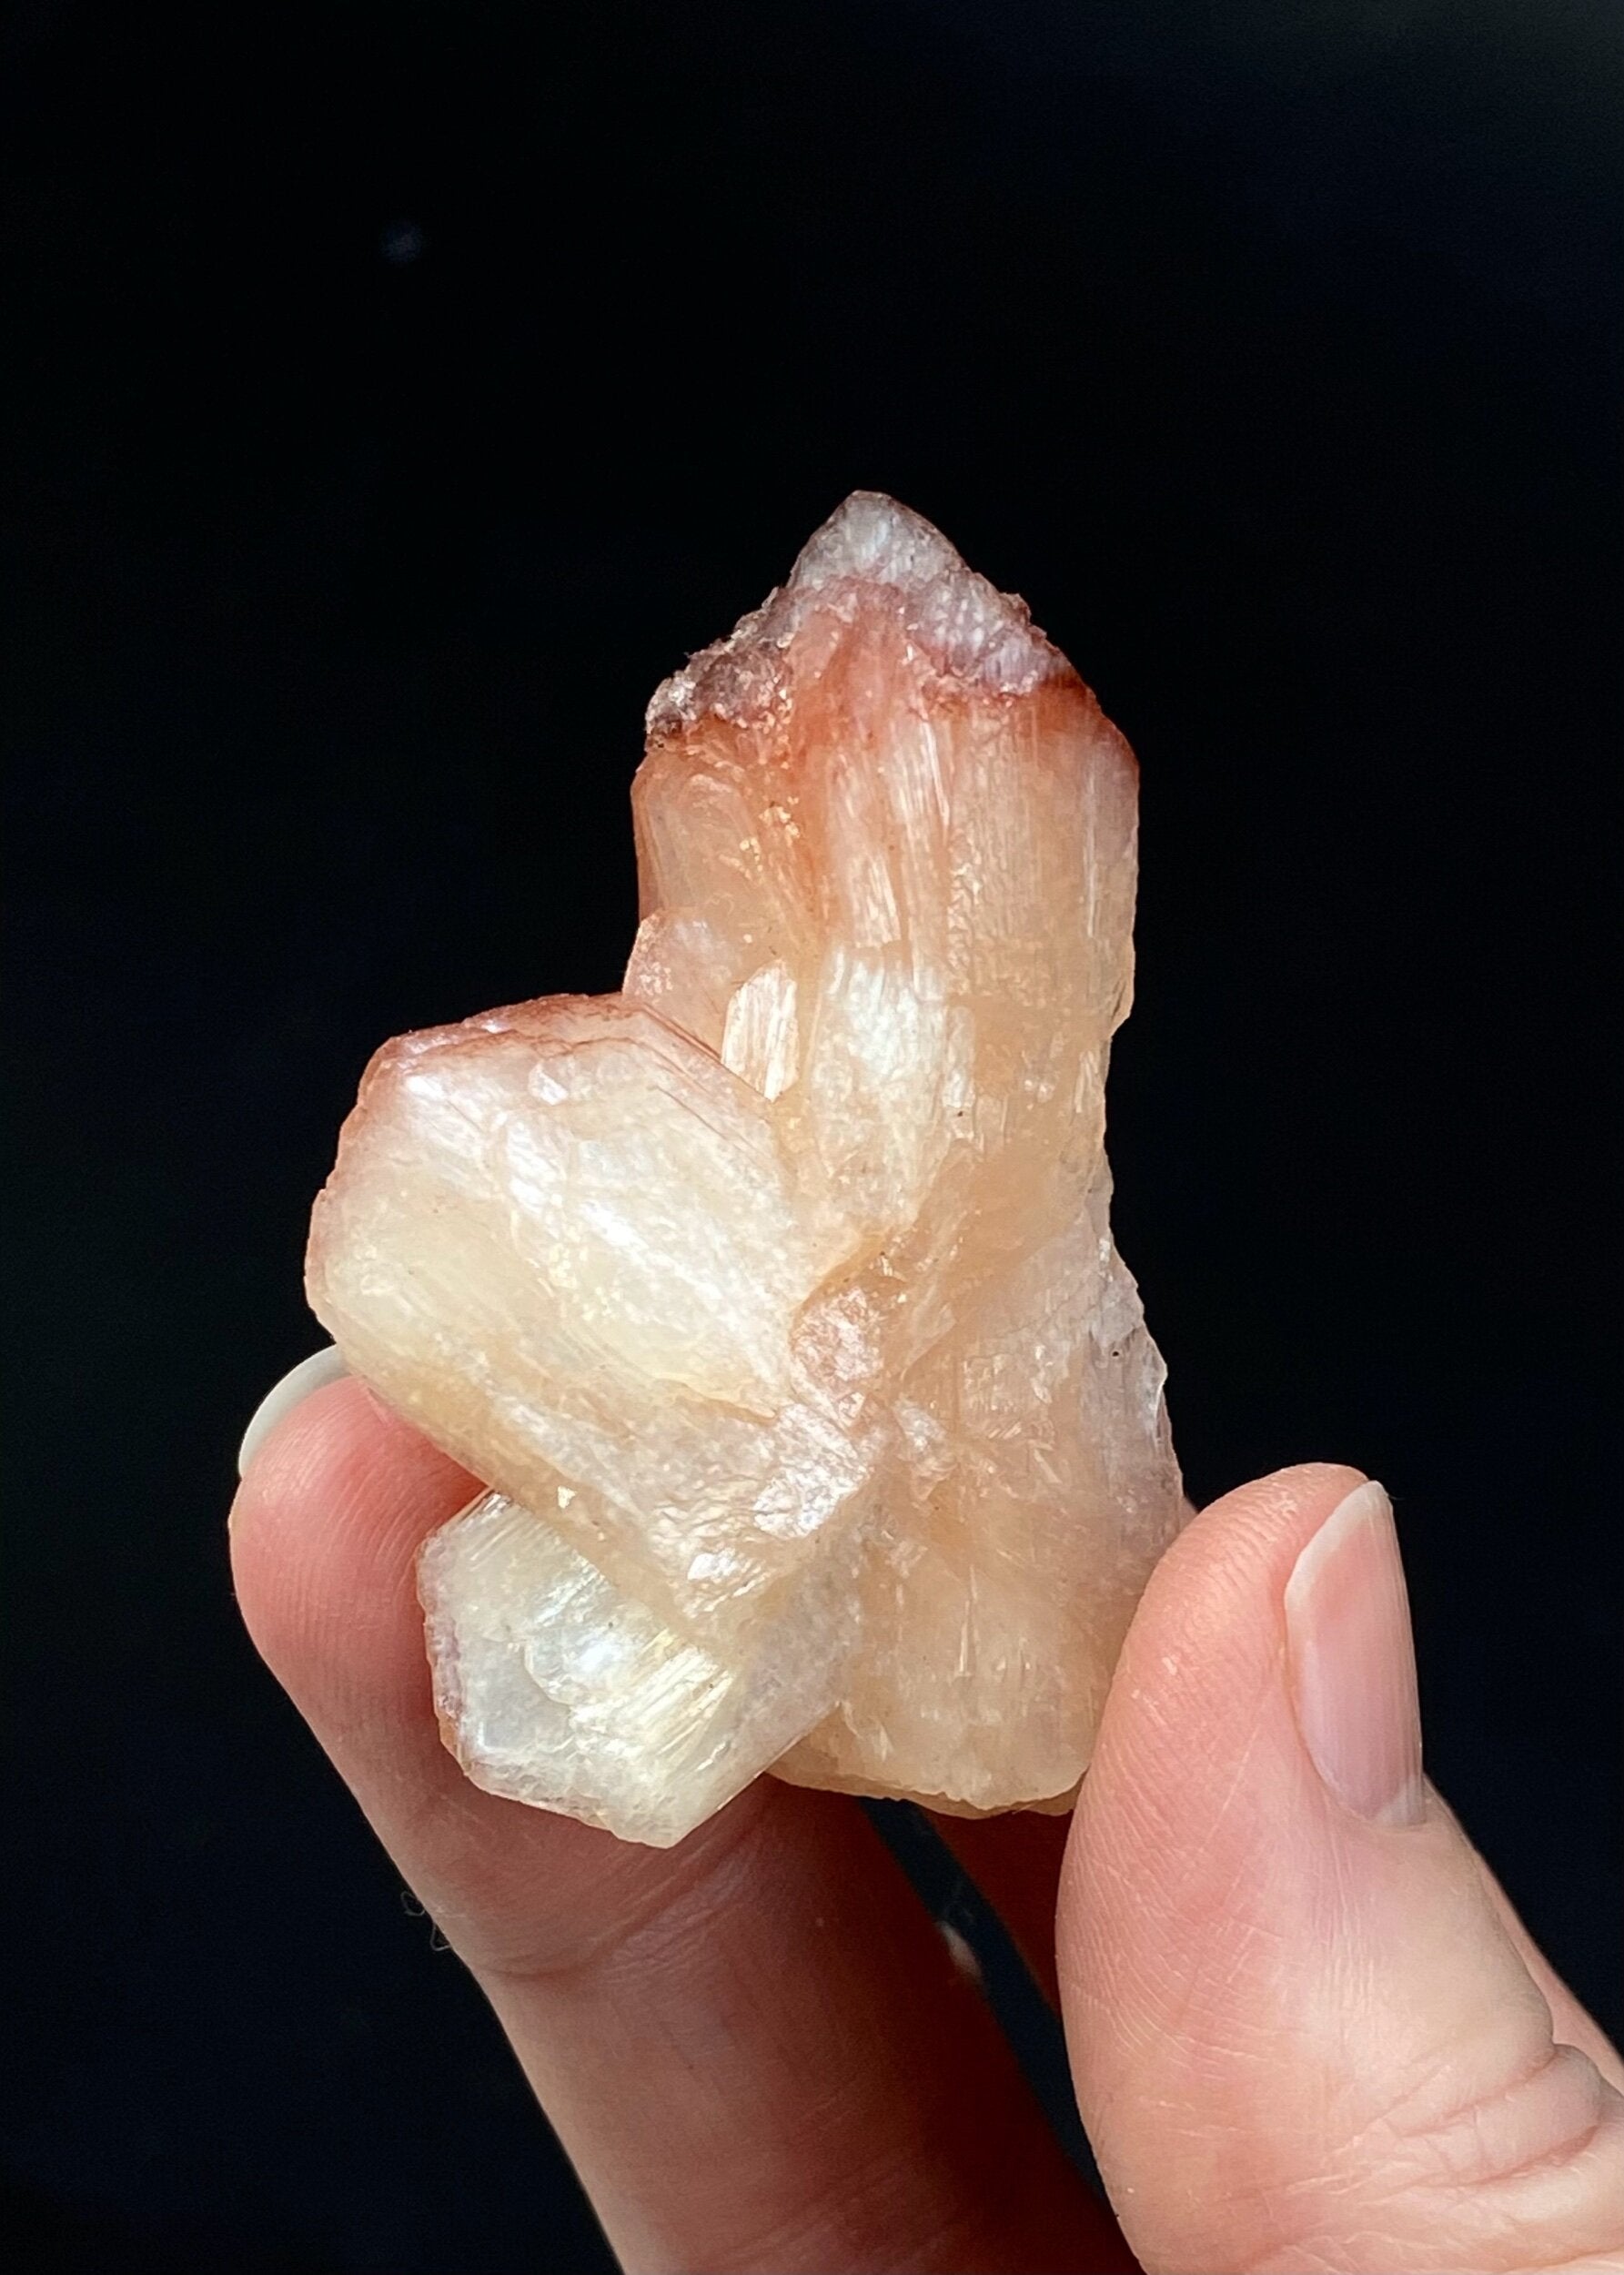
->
231, 1371, 1623, 2272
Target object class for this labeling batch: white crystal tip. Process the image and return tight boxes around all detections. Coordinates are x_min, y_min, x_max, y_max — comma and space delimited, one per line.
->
788, 491, 971, 596
647, 491, 1069, 737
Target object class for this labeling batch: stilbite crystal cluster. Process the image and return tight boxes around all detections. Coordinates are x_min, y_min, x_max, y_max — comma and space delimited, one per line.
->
307, 494, 1185, 1846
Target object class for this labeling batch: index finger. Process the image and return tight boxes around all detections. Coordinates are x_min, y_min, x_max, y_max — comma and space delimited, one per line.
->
230, 1375, 1131, 2273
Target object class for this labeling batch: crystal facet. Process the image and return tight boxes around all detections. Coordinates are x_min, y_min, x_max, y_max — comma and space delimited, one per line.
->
307, 493, 1185, 1845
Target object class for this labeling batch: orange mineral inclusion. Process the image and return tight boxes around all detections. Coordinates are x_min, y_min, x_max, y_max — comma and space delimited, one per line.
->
307, 494, 1185, 1845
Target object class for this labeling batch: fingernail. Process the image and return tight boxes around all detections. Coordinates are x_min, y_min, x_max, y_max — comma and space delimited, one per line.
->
1284, 1480, 1426, 1825
237, 1346, 348, 1477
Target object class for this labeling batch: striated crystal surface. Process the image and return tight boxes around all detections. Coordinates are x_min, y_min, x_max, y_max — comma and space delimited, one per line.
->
308, 493, 1185, 1845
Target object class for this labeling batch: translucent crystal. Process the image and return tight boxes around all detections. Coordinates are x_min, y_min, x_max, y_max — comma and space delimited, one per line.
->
308, 493, 1185, 1845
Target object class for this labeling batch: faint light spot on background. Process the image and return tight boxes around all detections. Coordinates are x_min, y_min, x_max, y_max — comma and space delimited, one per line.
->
380, 219, 425, 266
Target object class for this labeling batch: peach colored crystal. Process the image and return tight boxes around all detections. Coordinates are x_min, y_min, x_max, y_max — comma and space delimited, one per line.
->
307, 494, 1185, 1846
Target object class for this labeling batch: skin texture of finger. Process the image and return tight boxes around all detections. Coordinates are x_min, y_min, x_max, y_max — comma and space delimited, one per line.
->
932, 1810, 1071, 2007
1058, 1461, 1624, 2275
231, 1380, 1130, 2275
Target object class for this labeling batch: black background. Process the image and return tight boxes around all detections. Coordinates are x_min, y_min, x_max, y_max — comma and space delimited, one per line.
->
5, 2, 1620, 2268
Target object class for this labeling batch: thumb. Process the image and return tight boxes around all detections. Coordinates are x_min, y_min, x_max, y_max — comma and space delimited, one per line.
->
1059, 1463, 1624, 2274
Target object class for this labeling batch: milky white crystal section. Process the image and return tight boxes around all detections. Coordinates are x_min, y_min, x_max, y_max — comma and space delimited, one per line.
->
308, 490, 1185, 1845
419, 1491, 858, 1846
308, 995, 884, 1839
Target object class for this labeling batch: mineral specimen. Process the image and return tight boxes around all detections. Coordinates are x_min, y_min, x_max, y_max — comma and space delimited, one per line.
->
307, 493, 1185, 1846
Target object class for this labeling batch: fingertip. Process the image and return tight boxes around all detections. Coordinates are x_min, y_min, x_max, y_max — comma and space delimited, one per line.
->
1079, 1461, 1365, 1771
226, 1367, 705, 1968
1148, 1459, 1369, 1612
229, 1372, 477, 1715
1062, 1462, 1624, 2273
1058, 1461, 1379, 2156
